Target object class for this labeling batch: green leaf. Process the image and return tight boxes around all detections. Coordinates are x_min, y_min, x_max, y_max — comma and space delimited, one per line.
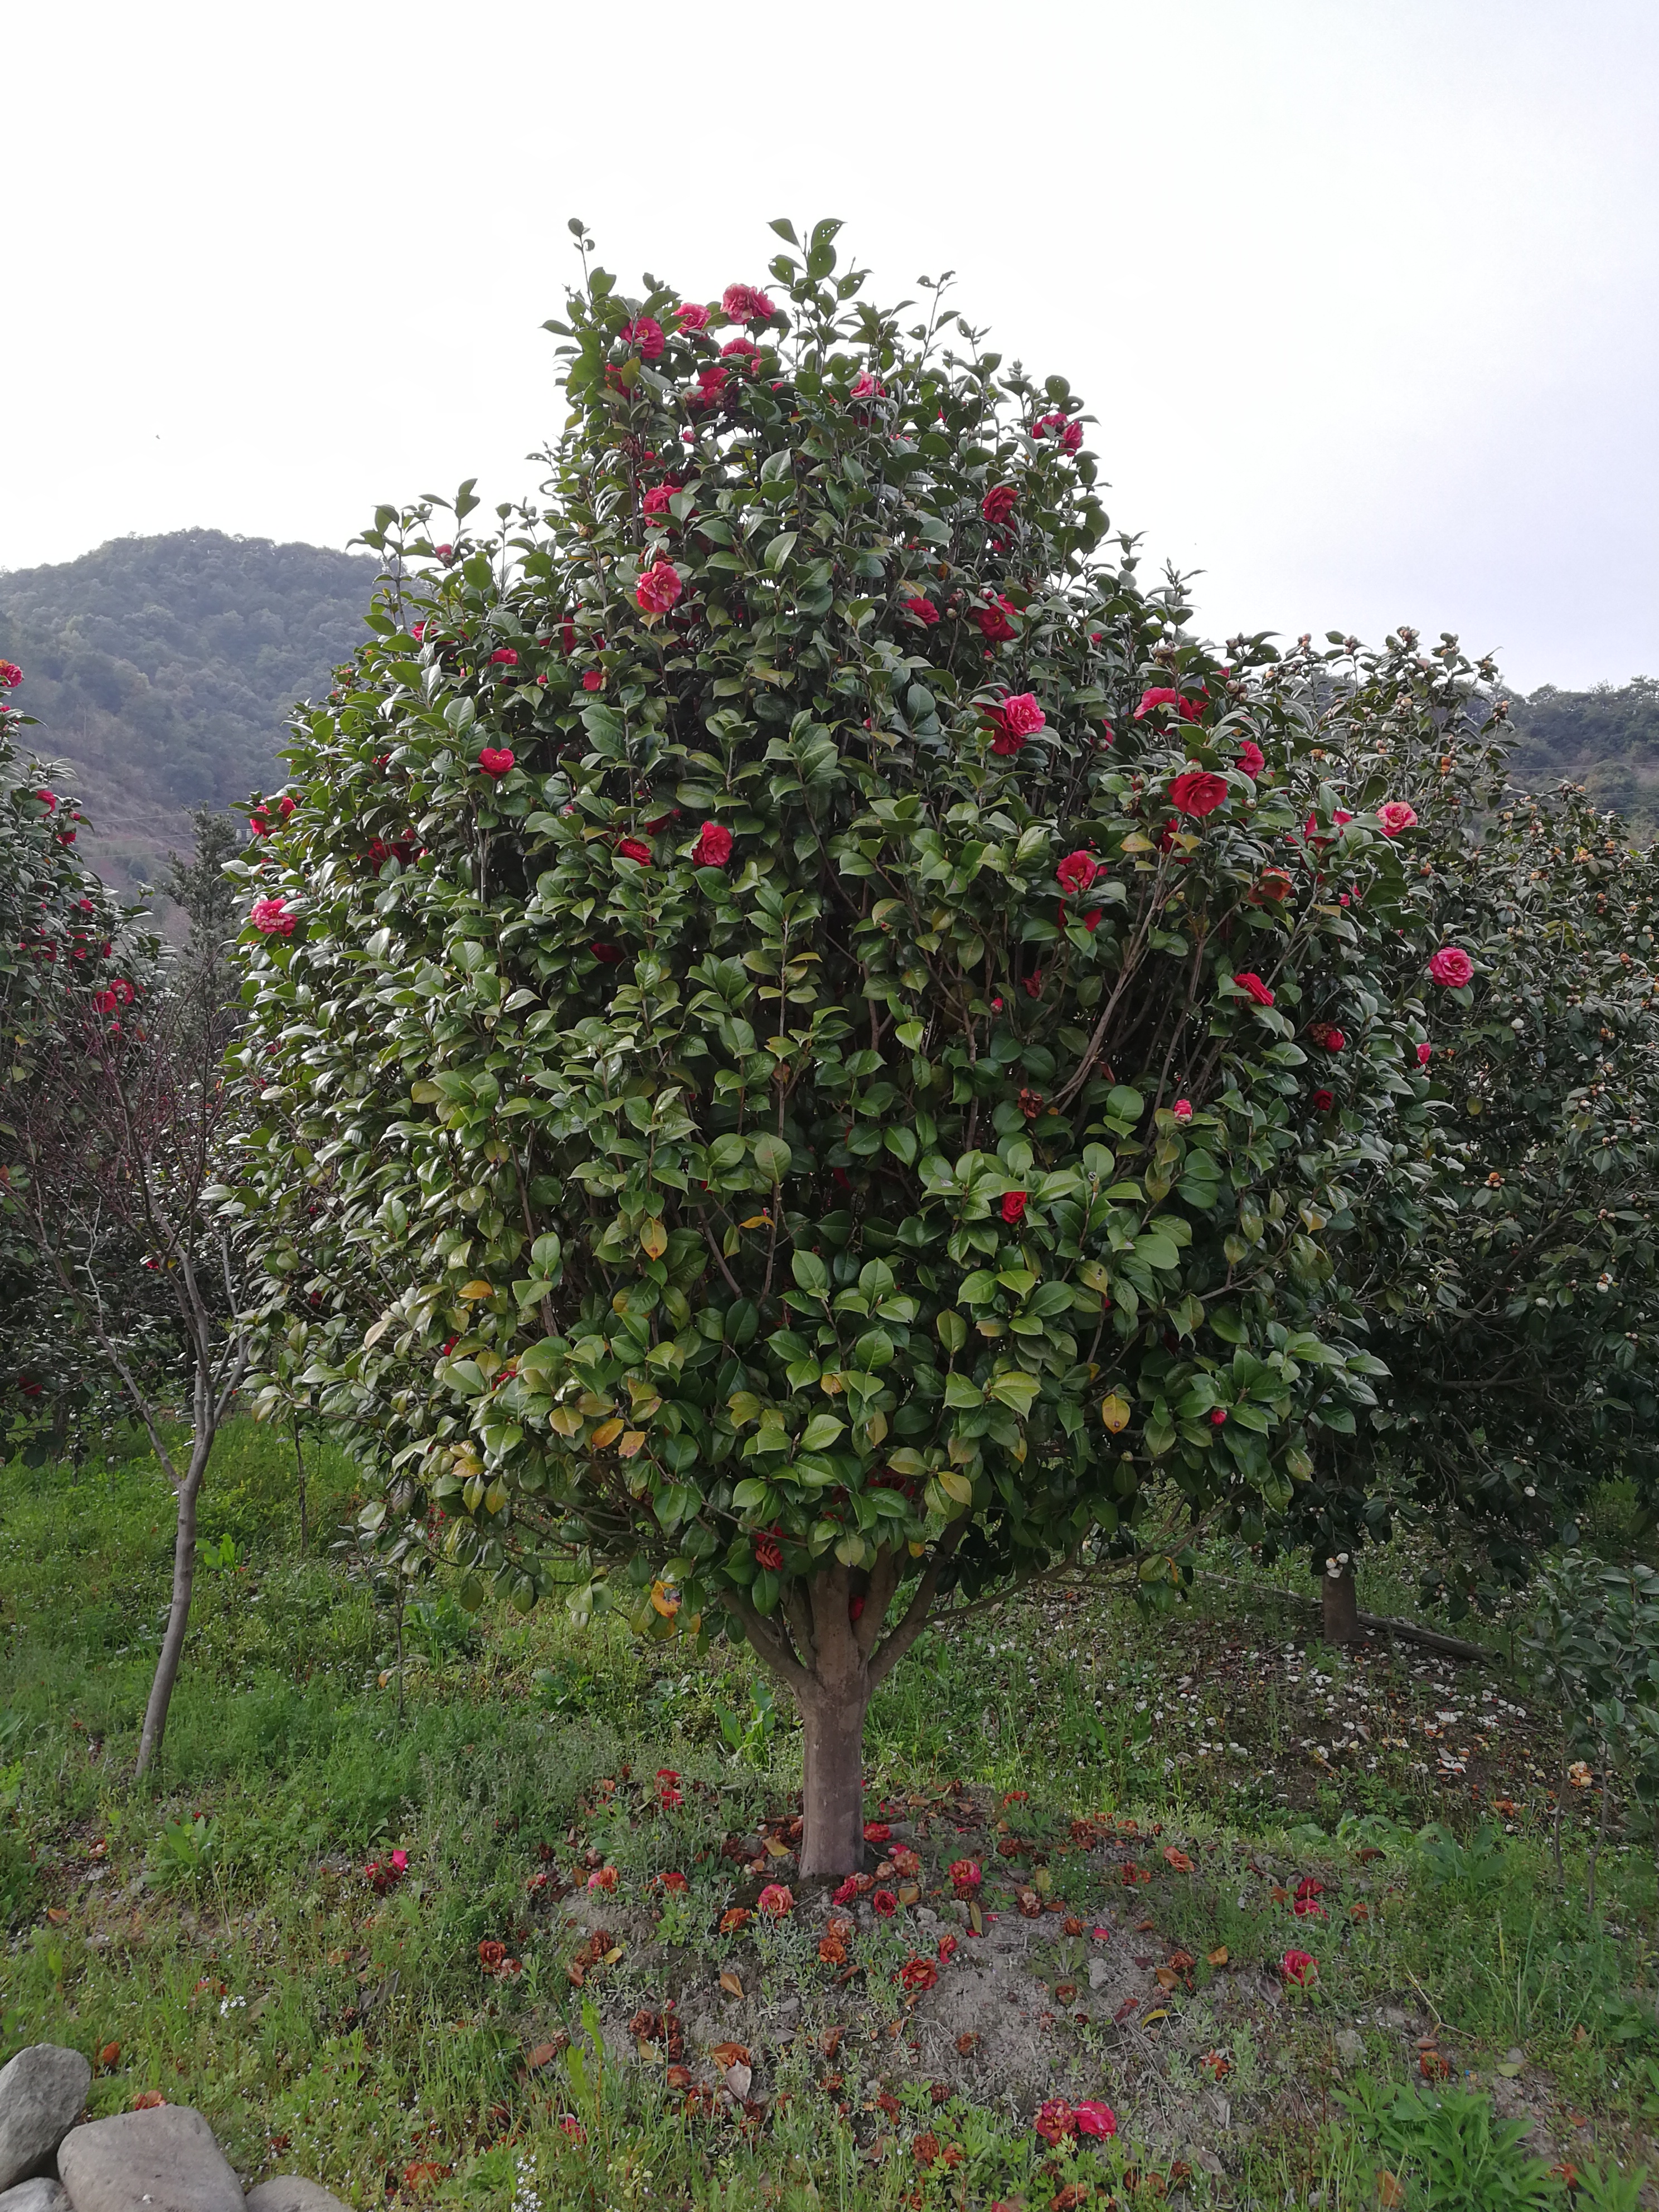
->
944, 1374, 984, 1409
751, 1133, 792, 1182
799, 1414, 845, 1451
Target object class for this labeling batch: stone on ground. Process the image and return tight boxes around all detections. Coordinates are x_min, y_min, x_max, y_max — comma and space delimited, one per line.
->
56, 2108, 243, 2212
245, 2184, 350, 2212
0, 2180, 73, 2212
0, 2047, 91, 2193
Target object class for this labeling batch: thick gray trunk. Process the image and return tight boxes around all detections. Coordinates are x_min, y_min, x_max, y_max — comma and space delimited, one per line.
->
797, 1679, 870, 1879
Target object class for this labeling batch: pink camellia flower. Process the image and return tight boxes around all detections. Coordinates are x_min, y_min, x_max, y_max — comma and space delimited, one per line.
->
619, 316, 665, 360
1173, 1098, 1193, 1120
903, 595, 939, 625
871, 1889, 898, 1918
434, 544, 453, 560
1238, 739, 1266, 778
722, 282, 773, 324
1210, 1406, 1228, 1426
721, 335, 760, 364
848, 370, 886, 402
1232, 971, 1275, 1007
0, 661, 22, 688
981, 484, 1018, 530
1074, 2103, 1117, 2139
390, 1849, 409, 1874
477, 748, 515, 777
249, 808, 270, 835
1001, 1191, 1028, 1225
642, 485, 676, 519
1428, 945, 1473, 988
672, 301, 710, 331
973, 595, 1019, 644
1302, 808, 1354, 845
692, 821, 733, 867
1416, 1041, 1432, 1065
250, 896, 295, 937
1170, 770, 1229, 818
757, 1883, 794, 1919
636, 560, 683, 615
35, 789, 56, 811
1056, 850, 1098, 895
688, 362, 731, 409
1377, 800, 1418, 836
617, 837, 653, 866
1281, 1948, 1318, 1986
489, 647, 519, 667
278, 795, 296, 819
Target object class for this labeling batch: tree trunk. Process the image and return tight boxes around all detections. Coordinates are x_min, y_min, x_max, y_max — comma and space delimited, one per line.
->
1322, 1563, 1361, 1647
797, 1676, 871, 1879
292, 1415, 308, 1553
135, 1439, 208, 1777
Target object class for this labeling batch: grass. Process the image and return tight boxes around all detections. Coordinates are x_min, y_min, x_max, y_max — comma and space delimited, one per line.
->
3, 1419, 1658, 2208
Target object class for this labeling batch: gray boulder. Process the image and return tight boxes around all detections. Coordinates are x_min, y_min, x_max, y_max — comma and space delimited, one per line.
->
56, 2108, 242, 2212
0, 2046, 91, 2192
245, 2184, 349, 2212
0, 2181, 72, 2212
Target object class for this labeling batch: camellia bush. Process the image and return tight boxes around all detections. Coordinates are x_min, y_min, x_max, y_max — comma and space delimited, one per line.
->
230, 220, 1503, 1873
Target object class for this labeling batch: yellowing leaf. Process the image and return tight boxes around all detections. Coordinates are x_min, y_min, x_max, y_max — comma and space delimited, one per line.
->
618, 1430, 647, 1458
639, 1218, 668, 1260
548, 1407, 582, 1437
938, 1467, 974, 1506
1101, 1392, 1131, 1434
1207, 1946, 1229, 1967
591, 1418, 625, 1448
459, 1279, 495, 1302
764, 1836, 790, 1859
739, 1214, 771, 1230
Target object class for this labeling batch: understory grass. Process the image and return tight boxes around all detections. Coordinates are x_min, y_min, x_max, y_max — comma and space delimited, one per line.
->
3, 1420, 1657, 2208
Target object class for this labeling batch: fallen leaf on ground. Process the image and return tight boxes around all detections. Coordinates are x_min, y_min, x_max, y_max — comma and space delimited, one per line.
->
719, 1971, 744, 1998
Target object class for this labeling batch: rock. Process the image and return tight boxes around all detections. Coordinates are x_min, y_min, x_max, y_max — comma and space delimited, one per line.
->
1333, 2029, 1365, 2066
245, 2184, 350, 2212
56, 2108, 243, 2212
1088, 1959, 1110, 1991
0, 2046, 91, 2192
0, 2182, 72, 2212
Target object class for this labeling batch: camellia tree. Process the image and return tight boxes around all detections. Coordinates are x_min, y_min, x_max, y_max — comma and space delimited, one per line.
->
230, 221, 1502, 1874
1280, 738, 1659, 1634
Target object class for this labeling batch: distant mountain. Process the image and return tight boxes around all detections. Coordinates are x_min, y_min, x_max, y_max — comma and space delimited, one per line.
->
0, 530, 376, 902
1505, 678, 1659, 837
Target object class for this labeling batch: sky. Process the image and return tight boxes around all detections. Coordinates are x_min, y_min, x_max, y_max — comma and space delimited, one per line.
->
7, 0, 1658, 694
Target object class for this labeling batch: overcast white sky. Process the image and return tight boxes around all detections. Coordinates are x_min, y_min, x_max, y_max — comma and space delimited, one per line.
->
8, 0, 1657, 692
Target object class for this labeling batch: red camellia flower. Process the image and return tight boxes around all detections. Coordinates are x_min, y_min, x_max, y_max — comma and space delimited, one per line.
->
981, 484, 1018, 529
672, 300, 710, 331
984, 693, 1046, 756
1032, 411, 1083, 453
1170, 769, 1229, 818
1237, 739, 1267, 778
0, 661, 22, 688
617, 837, 653, 866
248, 808, 270, 835
582, 670, 605, 691
1034, 2099, 1078, 2146
864, 1822, 891, 1844
722, 282, 773, 324
1134, 686, 1205, 722
1293, 1878, 1326, 1918
659, 1870, 689, 1892
250, 896, 295, 937
1210, 1406, 1228, 1426
871, 1889, 898, 1918
691, 821, 733, 867
278, 795, 296, 818
948, 1858, 982, 1894
92, 987, 119, 1013
591, 943, 624, 964
1055, 849, 1098, 895
1313, 1088, 1335, 1112
1428, 945, 1473, 987
721, 336, 760, 367
642, 485, 676, 519
1001, 1191, 1028, 1224
903, 595, 939, 625
636, 560, 683, 614
587, 1865, 618, 1892
1308, 1022, 1346, 1053
1302, 807, 1354, 845
1173, 1098, 1192, 1120
848, 369, 886, 401
898, 1956, 939, 1993
1232, 971, 1275, 1006
1417, 1041, 1432, 1065
478, 748, 515, 778
434, 543, 453, 560
1281, 1948, 1317, 1986
35, 790, 56, 811
757, 1883, 794, 1919
1377, 799, 1419, 836
753, 1533, 783, 1570
619, 316, 665, 360
489, 647, 519, 667
1074, 2102, 1117, 2139
831, 1875, 862, 1907
973, 594, 1020, 643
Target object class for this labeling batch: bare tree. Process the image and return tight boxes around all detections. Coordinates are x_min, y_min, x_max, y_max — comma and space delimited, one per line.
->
14, 810, 250, 1774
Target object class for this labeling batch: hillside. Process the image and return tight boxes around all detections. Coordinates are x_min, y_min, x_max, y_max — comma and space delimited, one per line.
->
1505, 677, 1659, 836
0, 530, 376, 901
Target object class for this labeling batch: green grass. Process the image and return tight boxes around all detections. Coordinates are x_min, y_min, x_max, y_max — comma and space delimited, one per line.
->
3, 1421, 1657, 2208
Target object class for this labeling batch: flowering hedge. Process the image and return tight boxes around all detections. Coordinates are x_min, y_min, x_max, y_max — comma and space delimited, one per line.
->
230, 222, 1503, 1868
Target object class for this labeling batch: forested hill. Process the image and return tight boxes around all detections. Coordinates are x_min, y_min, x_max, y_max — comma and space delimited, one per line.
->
0, 530, 375, 900
2, 526, 1655, 898
1506, 678, 1659, 837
